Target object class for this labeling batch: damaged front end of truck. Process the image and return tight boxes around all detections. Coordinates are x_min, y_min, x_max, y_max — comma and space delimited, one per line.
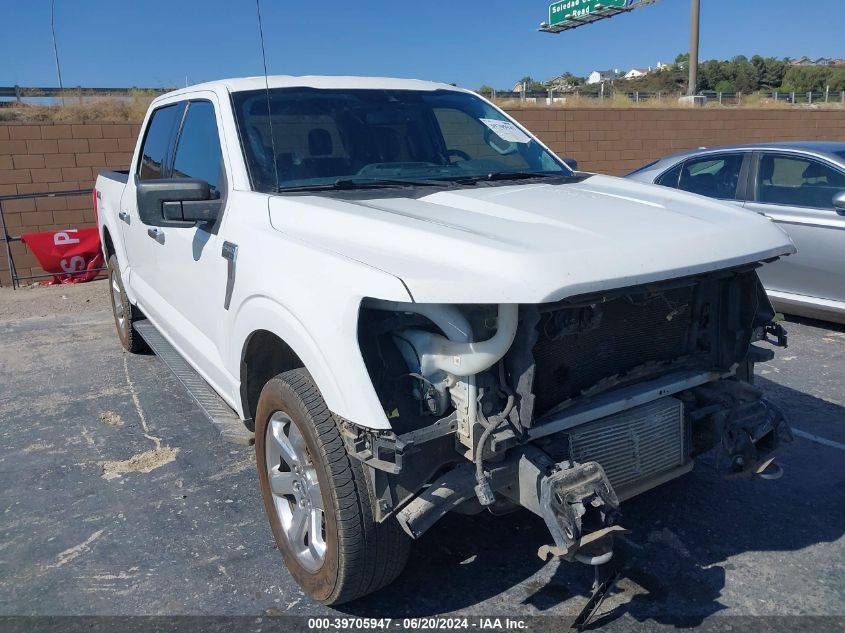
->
344, 263, 791, 582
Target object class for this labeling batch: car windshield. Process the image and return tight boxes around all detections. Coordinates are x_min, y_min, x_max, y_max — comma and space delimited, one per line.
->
231, 88, 571, 192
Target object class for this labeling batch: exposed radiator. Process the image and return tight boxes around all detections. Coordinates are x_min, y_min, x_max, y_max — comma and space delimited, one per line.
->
565, 397, 687, 498
532, 286, 696, 416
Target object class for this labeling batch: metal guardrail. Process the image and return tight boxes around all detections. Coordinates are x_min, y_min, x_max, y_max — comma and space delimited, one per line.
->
0, 189, 103, 289
490, 90, 693, 105
486, 89, 845, 105
4, 85, 843, 107
0, 85, 172, 102
486, 90, 686, 102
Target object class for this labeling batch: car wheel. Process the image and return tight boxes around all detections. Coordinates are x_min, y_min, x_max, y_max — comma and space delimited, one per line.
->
107, 254, 146, 353
255, 368, 410, 605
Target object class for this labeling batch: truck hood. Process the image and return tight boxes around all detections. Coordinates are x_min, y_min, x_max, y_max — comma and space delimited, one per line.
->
268, 174, 795, 304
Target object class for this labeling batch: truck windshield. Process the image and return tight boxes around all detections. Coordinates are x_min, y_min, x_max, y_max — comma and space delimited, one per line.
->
231, 88, 571, 192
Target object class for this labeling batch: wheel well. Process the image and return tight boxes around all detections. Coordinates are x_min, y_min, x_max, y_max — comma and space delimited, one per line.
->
102, 226, 115, 260
240, 330, 305, 424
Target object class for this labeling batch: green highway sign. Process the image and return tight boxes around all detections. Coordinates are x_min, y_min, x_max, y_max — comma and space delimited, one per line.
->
548, 0, 627, 27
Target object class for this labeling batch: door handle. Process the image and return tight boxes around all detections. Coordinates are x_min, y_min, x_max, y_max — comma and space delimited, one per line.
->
221, 241, 238, 310
147, 227, 165, 244
118, 210, 131, 224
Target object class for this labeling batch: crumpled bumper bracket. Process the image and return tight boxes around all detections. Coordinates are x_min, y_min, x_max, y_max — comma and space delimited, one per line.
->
538, 461, 621, 559
717, 397, 792, 476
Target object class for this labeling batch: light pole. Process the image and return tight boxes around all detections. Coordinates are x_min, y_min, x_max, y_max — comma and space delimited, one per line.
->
688, 0, 700, 96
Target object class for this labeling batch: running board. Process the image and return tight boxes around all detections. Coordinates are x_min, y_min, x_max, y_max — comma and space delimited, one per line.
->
133, 320, 254, 446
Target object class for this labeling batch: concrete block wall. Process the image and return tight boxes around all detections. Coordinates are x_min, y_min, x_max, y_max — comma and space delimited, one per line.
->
0, 122, 141, 286
509, 107, 845, 175
2, 109, 845, 286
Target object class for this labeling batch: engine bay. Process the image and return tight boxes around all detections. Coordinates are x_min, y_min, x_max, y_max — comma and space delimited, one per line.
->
350, 264, 791, 534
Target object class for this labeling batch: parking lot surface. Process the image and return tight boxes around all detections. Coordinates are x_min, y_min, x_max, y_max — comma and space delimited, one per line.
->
1, 281, 843, 630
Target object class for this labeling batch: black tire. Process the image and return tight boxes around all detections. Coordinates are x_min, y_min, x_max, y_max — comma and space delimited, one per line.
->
255, 369, 410, 605
107, 254, 147, 353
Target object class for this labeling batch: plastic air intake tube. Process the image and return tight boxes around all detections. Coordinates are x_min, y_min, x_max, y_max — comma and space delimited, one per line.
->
395, 304, 519, 377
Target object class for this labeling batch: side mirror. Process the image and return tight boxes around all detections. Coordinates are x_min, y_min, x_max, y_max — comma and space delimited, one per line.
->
561, 157, 578, 171
136, 178, 222, 226
834, 191, 845, 213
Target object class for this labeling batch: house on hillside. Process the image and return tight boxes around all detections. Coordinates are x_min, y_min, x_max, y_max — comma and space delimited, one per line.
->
586, 69, 621, 85
623, 63, 666, 80
789, 56, 813, 66
789, 56, 839, 66
624, 67, 650, 80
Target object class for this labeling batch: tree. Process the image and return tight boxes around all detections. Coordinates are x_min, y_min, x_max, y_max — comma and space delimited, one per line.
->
828, 68, 845, 92
559, 72, 584, 87
781, 66, 830, 92
698, 59, 728, 91
477, 85, 494, 95
518, 76, 547, 92
764, 58, 787, 89
752, 55, 786, 90
695, 56, 760, 93
733, 63, 757, 94
489, 54, 838, 98
619, 65, 686, 93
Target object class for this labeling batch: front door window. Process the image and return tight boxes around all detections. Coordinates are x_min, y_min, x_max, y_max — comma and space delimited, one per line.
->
757, 154, 845, 209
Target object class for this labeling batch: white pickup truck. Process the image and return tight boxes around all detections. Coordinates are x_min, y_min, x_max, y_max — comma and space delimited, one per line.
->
95, 76, 795, 606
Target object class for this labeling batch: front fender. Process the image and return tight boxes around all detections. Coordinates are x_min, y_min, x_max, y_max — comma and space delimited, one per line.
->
228, 294, 396, 430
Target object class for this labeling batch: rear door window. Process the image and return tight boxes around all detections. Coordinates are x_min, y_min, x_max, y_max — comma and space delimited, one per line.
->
677, 153, 745, 199
138, 104, 181, 180
756, 154, 845, 209
172, 101, 224, 192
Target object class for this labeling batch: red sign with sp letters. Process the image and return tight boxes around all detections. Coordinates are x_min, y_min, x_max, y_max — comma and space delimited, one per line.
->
19, 228, 104, 284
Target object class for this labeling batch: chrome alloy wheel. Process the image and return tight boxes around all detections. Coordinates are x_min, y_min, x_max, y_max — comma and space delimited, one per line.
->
111, 274, 126, 329
266, 412, 327, 571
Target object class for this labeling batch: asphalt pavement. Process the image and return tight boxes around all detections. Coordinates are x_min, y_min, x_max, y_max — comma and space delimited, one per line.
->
0, 282, 843, 631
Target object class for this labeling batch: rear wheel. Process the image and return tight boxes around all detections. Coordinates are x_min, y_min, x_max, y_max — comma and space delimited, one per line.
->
107, 254, 146, 353
255, 369, 410, 604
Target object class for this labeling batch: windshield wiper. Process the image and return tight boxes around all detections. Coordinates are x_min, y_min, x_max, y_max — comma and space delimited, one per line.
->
276, 177, 454, 193
275, 173, 575, 192
457, 171, 569, 184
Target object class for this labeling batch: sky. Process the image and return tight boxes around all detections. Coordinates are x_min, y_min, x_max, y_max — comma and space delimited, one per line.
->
1, 0, 843, 91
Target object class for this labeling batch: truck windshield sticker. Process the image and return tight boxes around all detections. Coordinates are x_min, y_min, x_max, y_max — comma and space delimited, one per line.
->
479, 118, 531, 144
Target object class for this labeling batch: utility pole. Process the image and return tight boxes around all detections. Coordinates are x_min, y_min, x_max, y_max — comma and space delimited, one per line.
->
687, 0, 700, 96
51, 0, 65, 106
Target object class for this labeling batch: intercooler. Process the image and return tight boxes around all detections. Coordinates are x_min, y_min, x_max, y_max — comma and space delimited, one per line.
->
564, 397, 688, 499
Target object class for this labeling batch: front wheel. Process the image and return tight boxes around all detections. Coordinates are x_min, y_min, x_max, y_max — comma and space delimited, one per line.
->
106, 254, 146, 353
255, 369, 410, 605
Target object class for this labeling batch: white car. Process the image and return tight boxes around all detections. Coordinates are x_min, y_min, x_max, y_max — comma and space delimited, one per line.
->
95, 76, 795, 605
